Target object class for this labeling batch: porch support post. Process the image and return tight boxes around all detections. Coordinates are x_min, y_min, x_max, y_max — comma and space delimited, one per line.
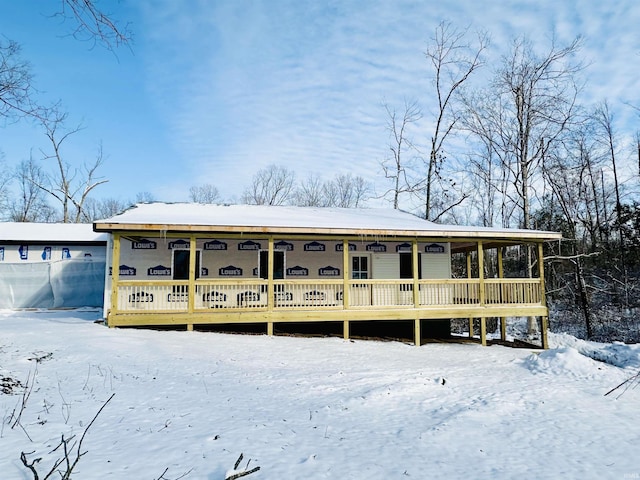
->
413, 239, 421, 346
412, 239, 420, 308
342, 239, 350, 340
188, 235, 196, 316
467, 252, 473, 338
267, 236, 274, 336
109, 233, 121, 326
342, 239, 350, 310
185, 234, 196, 331
478, 241, 487, 346
498, 246, 506, 342
478, 241, 485, 303
538, 242, 549, 349
541, 316, 549, 350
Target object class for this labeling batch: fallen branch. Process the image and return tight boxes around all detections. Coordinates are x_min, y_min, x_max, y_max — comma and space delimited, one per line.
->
604, 369, 640, 398
225, 453, 261, 480
11, 367, 38, 440
155, 466, 193, 480
28, 352, 53, 363
20, 393, 115, 480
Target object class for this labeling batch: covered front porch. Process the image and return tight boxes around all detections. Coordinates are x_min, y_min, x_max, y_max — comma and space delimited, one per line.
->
105, 233, 550, 348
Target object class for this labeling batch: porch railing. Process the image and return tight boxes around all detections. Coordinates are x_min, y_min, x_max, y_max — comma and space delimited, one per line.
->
485, 278, 541, 304
115, 277, 541, 313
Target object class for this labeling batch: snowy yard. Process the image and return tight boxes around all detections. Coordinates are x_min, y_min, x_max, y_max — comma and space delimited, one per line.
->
1, 310, 639, 479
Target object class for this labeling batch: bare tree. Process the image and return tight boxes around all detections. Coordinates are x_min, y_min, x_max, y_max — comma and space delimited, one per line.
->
462, 35, 583, 333
189, 184, 220, 204
8, 158, 55, 222
1, 2, 132, 124
242, 164, 295, 205
55, 0, 133, 52
636, 130, 640, 178
504, 36, 582, 235
542, 129, 599, 337
81, 196, 129, 221
30, 110, 108, 223
595, 100, 630, 305
0, 39, 43, 122
463, 35, 582, 258
380, 99, 422, 209
82, 191, 159, 221
294, 173, 326, 207
292, 172, 371, 208
135, 191, 155, 203
461, 90, 520, 228
465, 137, 501, 227
328, 173, 370, 208
421, 22, 488, 220
595, 102, 624, 236
0, 153, 11, 218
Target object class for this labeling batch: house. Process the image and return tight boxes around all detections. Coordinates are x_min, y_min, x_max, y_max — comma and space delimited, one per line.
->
0, 223, 108, 308
93, 203, 562, 347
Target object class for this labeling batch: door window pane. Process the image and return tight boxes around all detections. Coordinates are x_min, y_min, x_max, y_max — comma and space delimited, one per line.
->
352, 255, 368, 279
173, 250, 190, 280
399, 252, 421, 279
259, 250, 285, 279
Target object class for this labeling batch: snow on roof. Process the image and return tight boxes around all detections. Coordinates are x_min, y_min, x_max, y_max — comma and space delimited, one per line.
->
1, 222, 108, 243
94, 203, 561, 240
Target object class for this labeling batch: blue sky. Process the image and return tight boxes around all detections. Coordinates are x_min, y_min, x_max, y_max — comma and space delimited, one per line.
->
1, 0, 639, 208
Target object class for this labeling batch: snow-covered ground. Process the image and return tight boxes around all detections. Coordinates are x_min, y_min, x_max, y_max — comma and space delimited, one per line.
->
1, 310, 639, 479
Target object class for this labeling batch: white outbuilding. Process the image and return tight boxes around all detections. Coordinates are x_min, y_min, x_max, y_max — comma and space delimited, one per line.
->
0, 223, 108, 308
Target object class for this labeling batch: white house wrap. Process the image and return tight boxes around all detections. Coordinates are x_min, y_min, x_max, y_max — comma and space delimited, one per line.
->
0, 223, 107, 308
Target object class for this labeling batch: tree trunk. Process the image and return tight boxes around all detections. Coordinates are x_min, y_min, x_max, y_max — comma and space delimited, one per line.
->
575, 257, 593, 339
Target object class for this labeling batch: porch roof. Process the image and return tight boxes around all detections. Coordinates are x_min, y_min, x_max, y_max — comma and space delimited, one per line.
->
93, 203, 561, 244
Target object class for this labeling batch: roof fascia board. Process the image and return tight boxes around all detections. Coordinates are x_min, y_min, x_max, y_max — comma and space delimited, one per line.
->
94, 222, 561, 242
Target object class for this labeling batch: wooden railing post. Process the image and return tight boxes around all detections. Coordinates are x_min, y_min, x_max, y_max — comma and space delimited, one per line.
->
467, 251, 474, 338
188, 235, 196, 317
267, 237, 274, 336
538, 242, 549, 349
412, 239, 420, 308
478, 241, 485, 305
498, 246, 506, 341
342, 239, 350, 309
109, 233, 121, 325
342, 239, 351, 340
478, 241, 487, 346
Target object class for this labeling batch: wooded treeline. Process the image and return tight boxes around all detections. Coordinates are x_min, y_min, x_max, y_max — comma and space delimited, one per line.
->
377, 24, 640, 343
2, 17, 639, 341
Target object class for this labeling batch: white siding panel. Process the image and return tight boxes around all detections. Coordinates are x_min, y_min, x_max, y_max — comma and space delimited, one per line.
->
372, 254, 399, 279
421, 244, 451, 279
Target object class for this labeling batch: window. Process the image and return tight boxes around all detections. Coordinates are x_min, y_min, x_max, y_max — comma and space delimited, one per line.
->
352, 255, 369, 279
171, 250, 201, 295
399, 252, 421, 291
172, 250, 201, 280
259, 250, 285, 279
399, 252, 421, 279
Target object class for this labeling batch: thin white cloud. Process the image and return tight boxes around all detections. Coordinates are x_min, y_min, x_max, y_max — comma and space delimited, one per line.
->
134, 0, 640, 204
